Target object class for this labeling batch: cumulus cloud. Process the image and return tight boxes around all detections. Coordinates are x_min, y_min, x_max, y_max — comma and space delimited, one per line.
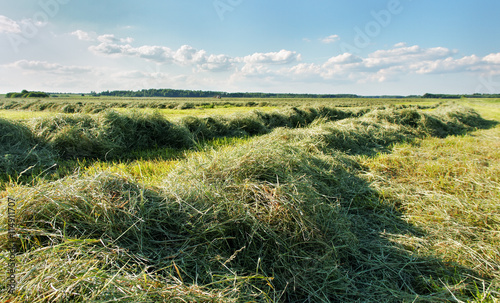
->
173, 45, 207, 65
483, 53, 500, 64
324, 53, 363, 65
96, 34, 133, 44
364, 44, 456, 68
87, 33, 239, 71
280, 44, 500, 84
77, 31, 500, 88
369, 44, 454, 59
199, 54, 233, 71
130, 45, 173, 62
240, 49, 301, 65
287, 63, 322, 80
321, 34, 340, 44
89, 42, 131, 56
0, 15, 21, 34
71, 30, 93, 41
413, 55, 482, 74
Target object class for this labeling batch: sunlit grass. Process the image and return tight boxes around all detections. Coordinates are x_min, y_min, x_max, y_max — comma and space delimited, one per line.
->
0, 110, 62, 120
114, 106, 280, 120
1, 100, 499, 302
360, 125, 500, 284
0, 106, 280, 121
462, 98, 500, 121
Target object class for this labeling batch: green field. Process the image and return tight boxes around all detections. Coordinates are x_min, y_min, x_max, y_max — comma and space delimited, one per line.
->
1, 98, 499, 302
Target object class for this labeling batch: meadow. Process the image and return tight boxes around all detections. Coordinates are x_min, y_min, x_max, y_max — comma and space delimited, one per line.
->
0, 97, 498, 302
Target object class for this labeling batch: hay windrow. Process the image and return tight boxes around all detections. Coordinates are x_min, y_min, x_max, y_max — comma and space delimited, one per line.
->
0, 118, 55, 176
0, 103, 498, 302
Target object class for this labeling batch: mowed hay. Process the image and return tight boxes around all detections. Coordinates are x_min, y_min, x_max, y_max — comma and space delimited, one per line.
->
0, 105, 496, 302
23, 106, 361, 159
1, 138, 358, 301
178, 106, 362, 141
26, 110, 194, 159
310, 104, 494, 155
0, 117, 55, 176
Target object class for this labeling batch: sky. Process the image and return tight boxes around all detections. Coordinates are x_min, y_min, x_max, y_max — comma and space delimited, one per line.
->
0, 0, 500, 95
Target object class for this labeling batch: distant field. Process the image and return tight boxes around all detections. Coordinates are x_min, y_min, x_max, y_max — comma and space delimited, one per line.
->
0, 110, 61, 120
0, 96, 444, 119
114, 105, 281, 121
0, 96, 441, 113
1, 98, 499, 302
0, 106, 281, 121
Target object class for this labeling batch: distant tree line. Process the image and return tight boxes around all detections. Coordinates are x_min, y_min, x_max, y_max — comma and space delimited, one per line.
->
95, 89, 362, 98
95, 89, 500, 99
4, 89, 499, 99
423, 93, 500, 99
6, 90, 49, 98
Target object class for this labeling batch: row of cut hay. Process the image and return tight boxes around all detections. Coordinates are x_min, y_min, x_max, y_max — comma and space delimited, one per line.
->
1, 105, 361, 185
0, 98, 439, 114
0, 105, 494, 302
0, 118, 55, 177
179, 106, 364, 141
363, 104, 494, 137
15, 106, 363, 160
0, 135, 365, 301
0, 100, 274, 113
24, 110, 194, 159
0, 103, 488, 177
326, 103, 496, 155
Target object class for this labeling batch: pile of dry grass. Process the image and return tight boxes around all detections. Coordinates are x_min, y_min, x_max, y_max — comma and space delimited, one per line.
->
0, 118, 55, 178
0, 105, 496, 302
26, 110, 194, 159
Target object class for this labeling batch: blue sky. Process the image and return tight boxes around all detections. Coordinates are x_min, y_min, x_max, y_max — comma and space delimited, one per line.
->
1, 0, 499, 95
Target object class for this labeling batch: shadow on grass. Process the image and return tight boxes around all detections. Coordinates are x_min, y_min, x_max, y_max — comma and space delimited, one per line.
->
1, 105, 497, 301
6, 134, 495, 302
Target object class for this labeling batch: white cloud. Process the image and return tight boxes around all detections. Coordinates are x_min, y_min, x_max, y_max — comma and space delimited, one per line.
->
173, 45, 207, 65
89, 42, 131, 56
97, 34, 118, 43
483, 53, 500, 64
87, 33, 238, 70
129, 45, 173, 62
96, 34, 133, 44
32, 30, 500, 94
321, 34, 340, 44
120, 37, 134, 44
287, 63, 322, 80
324, 53, 363, 65
8, 60, 92, 74
364, 44, 456, 68
0, 15, 21, 34
413, 55, 482, 74
368, 44, 453, 59
71, 30, 93, 41
240, 49, 301, 65
199, 54, 234, 71
279, 44, 500, 85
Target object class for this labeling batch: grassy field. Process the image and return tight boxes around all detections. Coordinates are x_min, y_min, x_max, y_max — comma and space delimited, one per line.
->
0, 98, 499, 302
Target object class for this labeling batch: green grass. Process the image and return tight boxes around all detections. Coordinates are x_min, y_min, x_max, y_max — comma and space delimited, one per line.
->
460, 98, 500, 121
0, 99, 499, 302
116, 106, 280, 120
0, 107, 279, 121
0, 110, 61, 120
0, 96, 440, 115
